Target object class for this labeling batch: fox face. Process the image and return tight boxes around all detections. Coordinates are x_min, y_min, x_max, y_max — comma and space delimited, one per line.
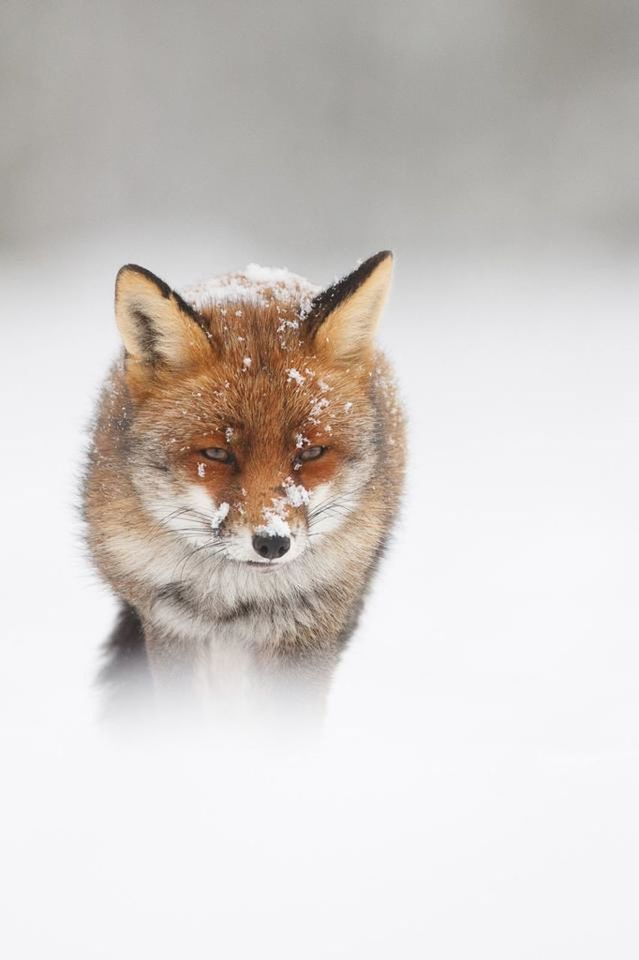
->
109, 253, 396, 587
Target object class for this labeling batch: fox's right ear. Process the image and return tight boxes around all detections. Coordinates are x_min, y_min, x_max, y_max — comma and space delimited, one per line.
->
115, 265, 211, 368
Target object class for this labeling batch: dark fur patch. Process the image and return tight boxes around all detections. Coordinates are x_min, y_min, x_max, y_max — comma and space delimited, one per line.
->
216, 598, 262, 623
172, 289, 211, 338
156, 582, 196, 613
120, 263, 213, 344
217, 587, 338, 630
304, 251, 392, 336
131, 308, 160, 364
97, 604, 149, 684
99, 604, 146, 666
96, 604, 154, 722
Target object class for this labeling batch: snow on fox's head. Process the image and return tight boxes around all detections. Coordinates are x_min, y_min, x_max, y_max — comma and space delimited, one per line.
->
113, 253, 393, 572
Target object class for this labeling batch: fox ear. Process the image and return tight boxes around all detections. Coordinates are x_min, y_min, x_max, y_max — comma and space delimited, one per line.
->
115, 264, 211, 367
307, 251, 393, 363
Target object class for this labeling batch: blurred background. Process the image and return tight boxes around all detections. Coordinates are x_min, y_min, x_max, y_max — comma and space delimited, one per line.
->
2, 2, 639, 957
4, 0, 639, 266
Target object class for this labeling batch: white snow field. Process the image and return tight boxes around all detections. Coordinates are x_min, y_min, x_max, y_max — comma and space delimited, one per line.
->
1, 235, 639, 958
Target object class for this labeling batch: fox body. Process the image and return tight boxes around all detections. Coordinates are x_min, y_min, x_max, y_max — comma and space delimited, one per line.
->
83, 252, 405, 717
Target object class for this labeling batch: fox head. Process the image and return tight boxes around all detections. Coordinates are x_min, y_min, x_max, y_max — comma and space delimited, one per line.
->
111, 252, 394, 578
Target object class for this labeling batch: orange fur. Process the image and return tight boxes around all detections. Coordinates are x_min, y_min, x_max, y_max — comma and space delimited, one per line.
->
83, 253, 405, 716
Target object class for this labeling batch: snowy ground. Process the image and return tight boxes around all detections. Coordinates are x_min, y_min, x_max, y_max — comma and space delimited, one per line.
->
2, 236, 639, 957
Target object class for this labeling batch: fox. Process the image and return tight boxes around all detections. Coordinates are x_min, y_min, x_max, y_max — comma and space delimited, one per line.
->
83, 250, 405, 721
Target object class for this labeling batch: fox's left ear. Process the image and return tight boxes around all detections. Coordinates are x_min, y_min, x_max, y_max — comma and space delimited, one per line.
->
307, 251, 393, 363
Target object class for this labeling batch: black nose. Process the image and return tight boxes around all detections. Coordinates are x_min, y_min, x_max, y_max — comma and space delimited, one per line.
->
252, 534, 291, 560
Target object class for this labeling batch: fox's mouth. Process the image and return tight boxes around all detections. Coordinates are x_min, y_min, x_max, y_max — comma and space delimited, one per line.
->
245, 560, 283, 572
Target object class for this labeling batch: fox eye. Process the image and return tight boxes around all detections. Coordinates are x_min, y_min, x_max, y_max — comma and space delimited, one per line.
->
201, 447, 232, 463
298, 445, 325, 462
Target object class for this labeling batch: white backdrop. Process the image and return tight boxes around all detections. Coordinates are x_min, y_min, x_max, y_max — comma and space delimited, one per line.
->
3, 0, 639, 953
1, 233, 638, 957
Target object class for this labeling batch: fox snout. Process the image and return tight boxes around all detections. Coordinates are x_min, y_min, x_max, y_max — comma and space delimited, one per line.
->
252, 533, 291, 560
207, 498, 310, 568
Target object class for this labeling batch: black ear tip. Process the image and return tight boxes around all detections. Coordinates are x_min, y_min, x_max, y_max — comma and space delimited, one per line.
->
120, 262, 143, 270
351, 250, 393, 285
353, 250, 394, 278
117, 263, 160, 279
115, 264, 153, 291
365, 250, 393, 268
115, 264, 172, 300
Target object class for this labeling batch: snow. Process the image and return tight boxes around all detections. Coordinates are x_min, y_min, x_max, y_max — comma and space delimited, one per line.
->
277, 317, 300, 333
283, 477, 310, 507
197, 462, 206, 478
286, 367, 305, 385
4, 244, 639, 959
244, 263, 295, 284
256, 510, 291, 538
210, 501, 230, 529
242, 356, 252, 370
184, 279, 266, 308
255, 480, 310, 535
180, 264, 320, 313
308, 396, 329, 423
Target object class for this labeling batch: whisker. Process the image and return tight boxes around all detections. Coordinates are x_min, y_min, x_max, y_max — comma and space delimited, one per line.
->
308, 503, 353, 530
307, 492, 360, 523
173, 541, 228, 581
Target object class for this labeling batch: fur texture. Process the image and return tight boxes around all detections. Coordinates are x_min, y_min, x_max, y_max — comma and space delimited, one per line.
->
83, 253, 405, 717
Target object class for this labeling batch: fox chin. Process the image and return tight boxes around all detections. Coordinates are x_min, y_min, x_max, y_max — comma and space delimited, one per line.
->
82, 251, 405, 722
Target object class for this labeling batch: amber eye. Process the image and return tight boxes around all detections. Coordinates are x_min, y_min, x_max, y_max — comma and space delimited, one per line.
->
201, 447, 233, 463
298, 445, 325, 462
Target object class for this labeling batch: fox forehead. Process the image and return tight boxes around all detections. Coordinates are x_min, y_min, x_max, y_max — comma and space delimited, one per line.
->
139, 302, 367, 442
180, 266, 318, 358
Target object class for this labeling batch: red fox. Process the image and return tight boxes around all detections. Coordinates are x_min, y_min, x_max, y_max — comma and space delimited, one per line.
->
83, 251, 405, 718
